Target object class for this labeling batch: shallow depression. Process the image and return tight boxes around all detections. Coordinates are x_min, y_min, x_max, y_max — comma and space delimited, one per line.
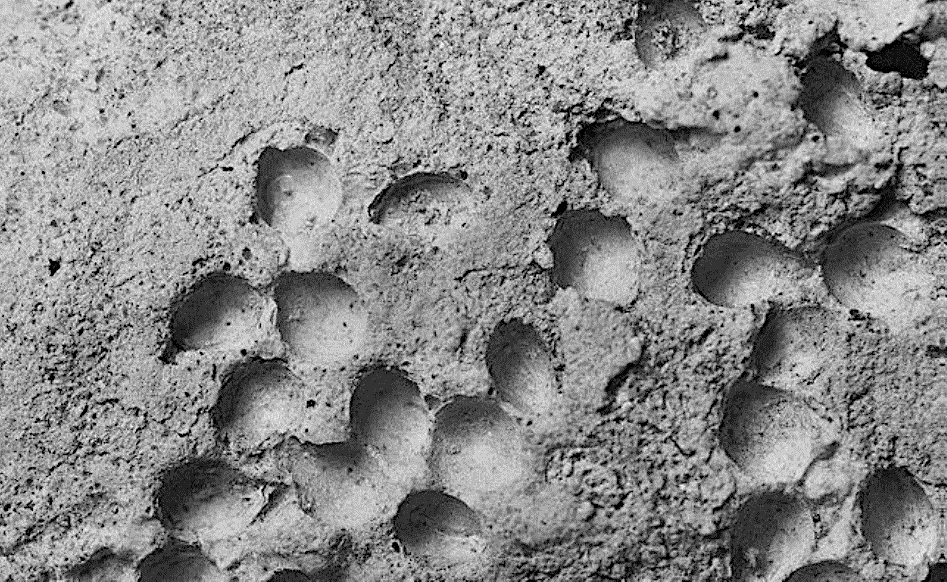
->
157, 461, 266, 544
393, 490, 486, 564
291, 441, 395, 530
430, 397, 530, 506
170, 274, 268, 353
66, 551, 130, 582
822, 223, 932, 331
751, 307, 842, 396
692, 231, 805, 307
267, 570, 312, 582
731, 494, 814, 582
859, 467, 936, 567
485, 319, 557, 426
549, 210, 641, 304
634, 0, 706, 68
584, 120, 679, 203
214, 359, 331, 450
784, 561, 863, 582
369, 173, 479, 240
275, 272, 368, 366
256, 147, 343, 233
350, 368, 430, 464
800, 57, 878, 149
719, 382, 825, 484
138, 544, 227, 582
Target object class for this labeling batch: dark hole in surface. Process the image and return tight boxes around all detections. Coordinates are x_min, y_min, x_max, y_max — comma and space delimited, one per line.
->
745, 22, 774, 40
47, 259, 61, 276
925, 563, 947, 582
268, 570, 311, 582
552, 200, 568, 217
865, 40, 929, 79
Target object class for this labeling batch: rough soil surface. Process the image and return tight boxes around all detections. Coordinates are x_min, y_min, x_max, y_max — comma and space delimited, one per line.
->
0, 0, 946, 580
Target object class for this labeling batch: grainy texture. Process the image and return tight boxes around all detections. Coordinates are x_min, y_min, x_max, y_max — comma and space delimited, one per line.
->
0, 0, 945, 580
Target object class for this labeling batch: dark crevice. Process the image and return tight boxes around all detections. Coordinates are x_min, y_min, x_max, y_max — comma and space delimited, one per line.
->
925, 563, 947, 582
744, 22, 774, 41
865, 40, 929, 79
599, 363, 636, 414
551, 199, 568, 217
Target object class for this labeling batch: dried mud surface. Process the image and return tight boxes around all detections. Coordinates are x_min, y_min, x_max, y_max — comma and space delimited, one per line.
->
1, 0, 946, 580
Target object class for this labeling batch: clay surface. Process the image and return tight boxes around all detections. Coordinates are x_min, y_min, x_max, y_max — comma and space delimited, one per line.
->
0, 0, 946, 580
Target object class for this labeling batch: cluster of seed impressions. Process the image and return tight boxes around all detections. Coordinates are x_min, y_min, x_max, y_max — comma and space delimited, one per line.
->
563, 122, 939, 580
135, 145, 569, 581
580, 9, 940, 578
692, 226, 938, 581
79, 4, 944, 578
